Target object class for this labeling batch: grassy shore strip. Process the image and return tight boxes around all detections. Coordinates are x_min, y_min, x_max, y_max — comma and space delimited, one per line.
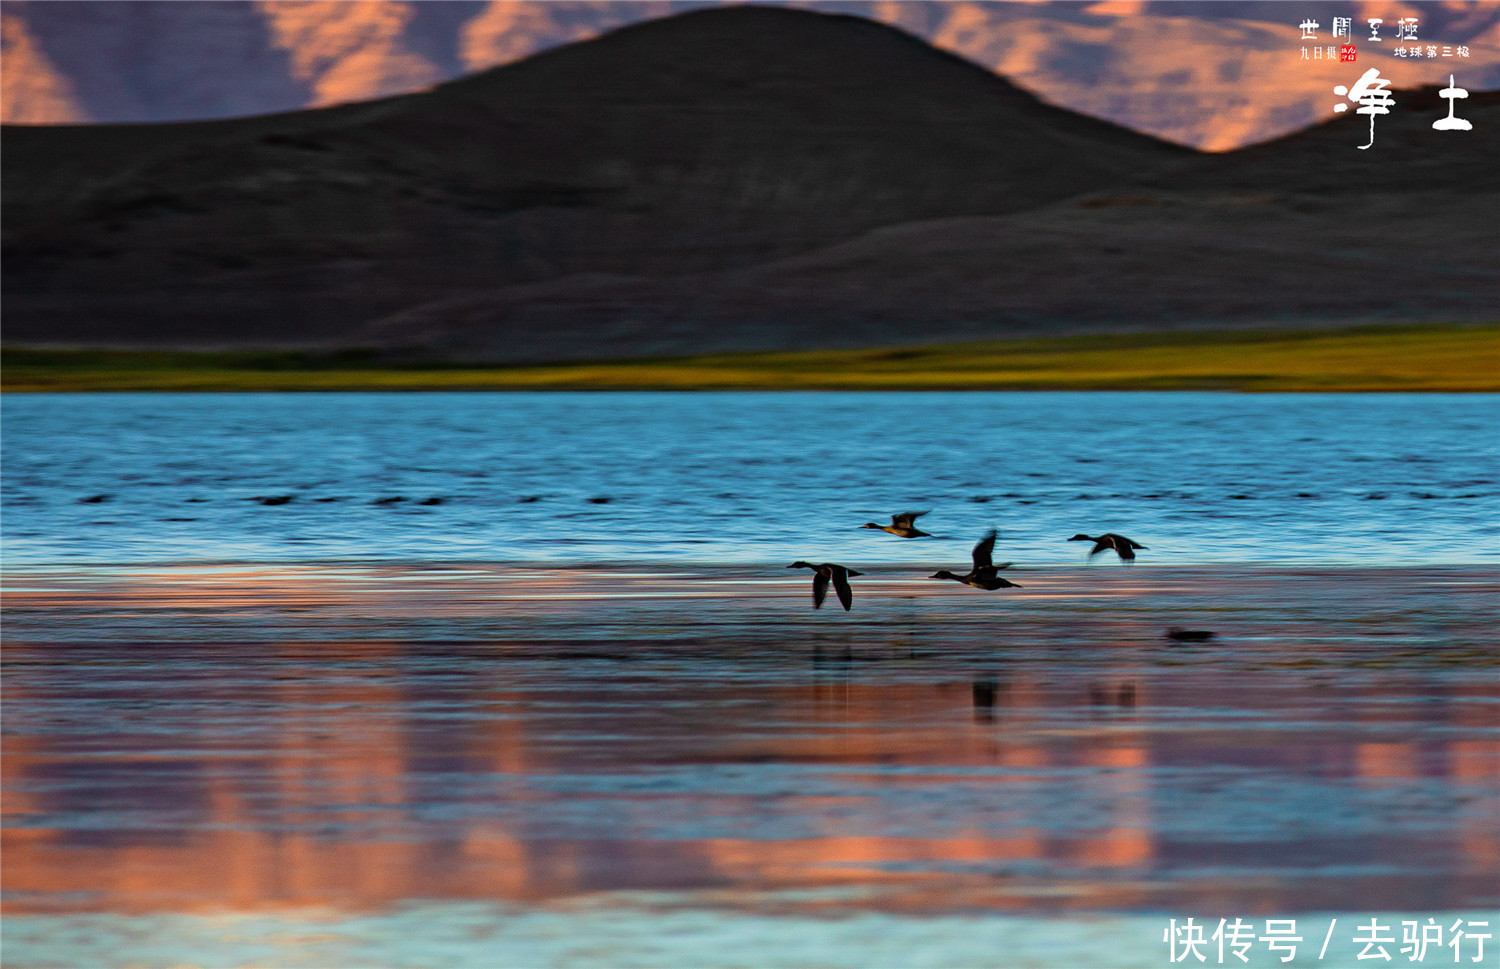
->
5, 324, 1499, 392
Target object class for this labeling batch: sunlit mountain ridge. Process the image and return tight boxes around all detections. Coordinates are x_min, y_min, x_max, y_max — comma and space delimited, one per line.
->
4, 0, 1499, 149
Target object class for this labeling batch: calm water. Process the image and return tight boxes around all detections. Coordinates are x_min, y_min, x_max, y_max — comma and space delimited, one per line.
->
4, 391, 1499, 968
4, 565, 1498, 968
3, 392, 1497, 566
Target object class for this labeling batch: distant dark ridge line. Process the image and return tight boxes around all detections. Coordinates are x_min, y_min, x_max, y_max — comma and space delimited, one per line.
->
3, 6, 1495, 361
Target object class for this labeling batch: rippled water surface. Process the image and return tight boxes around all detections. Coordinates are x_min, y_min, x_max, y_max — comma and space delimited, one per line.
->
3, 392, 1497, 565
4, 391, 1498, 968
4, 564, 1498, 968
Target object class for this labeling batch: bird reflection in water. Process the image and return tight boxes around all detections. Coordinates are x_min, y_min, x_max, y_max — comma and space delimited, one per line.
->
972, 677, 1000, 722
1089, 680, 1138, 710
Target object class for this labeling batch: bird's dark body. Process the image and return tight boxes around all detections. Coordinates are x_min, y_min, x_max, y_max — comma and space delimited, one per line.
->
789, 561, 862, 611
863, 510, 932, 538
1070, 532, 1147, 561
930, 530, 1021, 590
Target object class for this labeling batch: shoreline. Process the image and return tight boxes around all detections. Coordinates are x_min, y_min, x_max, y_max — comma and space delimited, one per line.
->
5, 323, 1498, 392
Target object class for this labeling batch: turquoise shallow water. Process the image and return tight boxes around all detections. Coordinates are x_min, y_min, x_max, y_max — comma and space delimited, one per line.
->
5, 904, 1495, 969
3, 392, 1497, 565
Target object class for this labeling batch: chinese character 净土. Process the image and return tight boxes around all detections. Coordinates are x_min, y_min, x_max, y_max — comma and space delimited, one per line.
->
1334, 68, 1395, 149
1434, 75, 1471, 131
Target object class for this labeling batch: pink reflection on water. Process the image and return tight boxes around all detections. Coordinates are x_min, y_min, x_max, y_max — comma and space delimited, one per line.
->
3, 565, 1497, 918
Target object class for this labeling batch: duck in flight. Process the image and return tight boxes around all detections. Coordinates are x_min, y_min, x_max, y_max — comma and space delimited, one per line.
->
862, 510, 932, 538
788, 562, 862, 611
930, 530, 1020, 590
1070, 532, 1147, 561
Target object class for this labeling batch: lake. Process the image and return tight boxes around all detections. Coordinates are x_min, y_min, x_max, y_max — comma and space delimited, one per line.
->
3, 392, 1497, 566
2, 391, 1497, 969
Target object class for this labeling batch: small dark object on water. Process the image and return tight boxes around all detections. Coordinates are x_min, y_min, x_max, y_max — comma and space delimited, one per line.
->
788, 561, 861, 611
258, 495, 294, 506
1089, 682, 1137, 708
972, 679, 998, 720
1167, 628, 1215, 642
517, 495, 542, 503
418, 497, 444, 505
80, 494, 110, 503
588, 497, 612, 504
373, 496, 406, 504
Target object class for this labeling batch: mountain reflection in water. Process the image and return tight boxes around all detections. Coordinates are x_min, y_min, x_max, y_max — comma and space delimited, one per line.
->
4, 566, 1496, 923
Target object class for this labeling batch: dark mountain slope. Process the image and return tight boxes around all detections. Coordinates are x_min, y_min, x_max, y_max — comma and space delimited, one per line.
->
1143, 84, 1500, 194
2, 5, 1187, 349
351, 88, 1500, 361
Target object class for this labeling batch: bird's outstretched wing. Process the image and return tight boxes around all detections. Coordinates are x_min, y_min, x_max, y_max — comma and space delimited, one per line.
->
813, 570, 830, 609
972, 529, 998, 570
1089, 540, 1111, 558
891, 510, 930, 529
1128, 538, 1148, 549
832, 569, 854, 612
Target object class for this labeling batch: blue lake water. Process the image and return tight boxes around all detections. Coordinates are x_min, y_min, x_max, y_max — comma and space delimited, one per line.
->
3, 392, 1496, 566
4, 391, 1499, 969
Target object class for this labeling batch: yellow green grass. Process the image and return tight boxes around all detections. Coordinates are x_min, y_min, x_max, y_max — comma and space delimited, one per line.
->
4, 324, 1498, 392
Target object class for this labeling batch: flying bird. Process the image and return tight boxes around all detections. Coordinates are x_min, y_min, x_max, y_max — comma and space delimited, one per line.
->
930, 530, 1020, 590
788, 561, 862, 611
1070, 533, 1147, 561
862, 510, 932, 538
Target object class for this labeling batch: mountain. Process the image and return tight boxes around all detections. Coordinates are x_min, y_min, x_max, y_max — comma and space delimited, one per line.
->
2, 5, 1189, 351
5, 1, 1499, 150
351, 87, 1500, 363
4, 6, 1496, 362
